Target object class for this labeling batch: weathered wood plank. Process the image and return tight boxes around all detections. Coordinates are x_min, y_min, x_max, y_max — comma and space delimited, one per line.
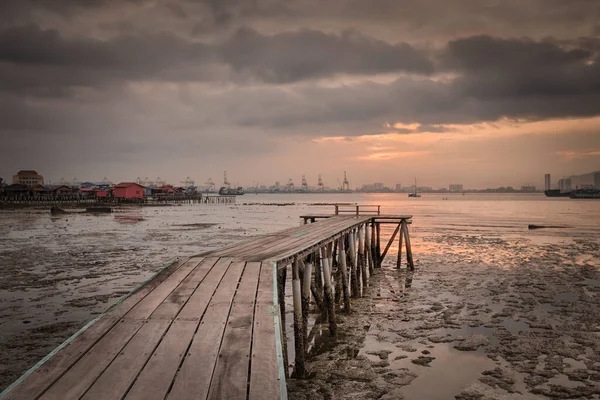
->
167, 261, 246, 400
125, 258, 204, 320
126, 259, 234, 400
207, 262, 262, 400
247, 217, 369, 261
249, 263, 280, 400
150, 257, 219, 320
124, 320, 197, 400
3, 259, 186, 400
175, 257, 233, 321
81, 320, 170, 400
39, 320, 144, 400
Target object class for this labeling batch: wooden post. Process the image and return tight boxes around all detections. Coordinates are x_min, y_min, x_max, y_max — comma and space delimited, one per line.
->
370, 222, 377, 269
381, 223, 401, 260
276, 264, 288, 377
320, 245, 337, 336
314, 252, 327, 320
277, 266, 287, 330
301, 259, 312, 351
348, 231, 359, 297
402, 221, 414, 270
357, 225, 368, 291
376, 222, 381, 267
365, 222, 373, 275
397, 222, 404, 268
338, 236, 351, 313
292, 259, 306, 378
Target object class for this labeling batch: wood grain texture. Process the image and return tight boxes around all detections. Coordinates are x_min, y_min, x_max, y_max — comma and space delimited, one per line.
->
249, 263, 280, 400
167, 262, 246, 400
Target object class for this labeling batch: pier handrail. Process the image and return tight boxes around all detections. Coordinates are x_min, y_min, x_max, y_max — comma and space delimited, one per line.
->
334, 204, 381, 215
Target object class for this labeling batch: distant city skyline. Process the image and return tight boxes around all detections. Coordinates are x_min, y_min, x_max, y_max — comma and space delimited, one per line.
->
1, 1, 599, 190
5, 168, 599, 191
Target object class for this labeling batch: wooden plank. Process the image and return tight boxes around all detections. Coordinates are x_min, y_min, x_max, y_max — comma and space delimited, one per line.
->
150, 257, 219, 320
39, 320, 144, 400
244, 217, 364, 261
249, 263, 280, 400
207, 262, 262, 400
81, 320, 170, 400
126, 259, 235, 400
255, 217, 372, 262
3, 259, 185, 400
167, 261, 246, 400
176, 257, 233, 321
225, 217, 354, 260
125, 258, 204, 320
123, 321, 197, 400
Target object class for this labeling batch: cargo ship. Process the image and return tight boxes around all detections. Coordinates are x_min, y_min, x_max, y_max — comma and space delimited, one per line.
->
544, 189, 571, 197
219, 186, 245, 195
570, 188, 600, 199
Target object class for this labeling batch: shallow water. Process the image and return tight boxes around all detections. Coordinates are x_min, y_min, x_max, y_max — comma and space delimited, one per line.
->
1, 193, 599, 395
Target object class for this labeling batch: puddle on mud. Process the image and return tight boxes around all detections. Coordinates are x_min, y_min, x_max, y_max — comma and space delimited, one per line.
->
400, 343, 496, 399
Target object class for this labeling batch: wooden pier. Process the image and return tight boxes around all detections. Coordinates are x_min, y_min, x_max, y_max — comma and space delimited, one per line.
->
1, 207, 413, 400
0, 194, 236, 206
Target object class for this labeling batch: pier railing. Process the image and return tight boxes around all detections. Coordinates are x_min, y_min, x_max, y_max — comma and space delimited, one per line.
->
334, 204, 381, 215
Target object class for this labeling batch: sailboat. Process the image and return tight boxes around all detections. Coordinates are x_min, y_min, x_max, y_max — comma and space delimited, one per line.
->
408, 178, 421, 198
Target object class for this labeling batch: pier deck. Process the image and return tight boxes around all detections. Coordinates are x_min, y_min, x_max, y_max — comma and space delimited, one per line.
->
3, 215, 410, 400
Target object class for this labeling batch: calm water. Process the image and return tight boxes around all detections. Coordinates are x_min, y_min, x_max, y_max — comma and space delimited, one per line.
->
0, 193, 599, 391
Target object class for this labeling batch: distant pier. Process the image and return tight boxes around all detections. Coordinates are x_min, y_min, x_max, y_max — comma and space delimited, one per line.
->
1, 205, 414, 400
0, 194, 236, 206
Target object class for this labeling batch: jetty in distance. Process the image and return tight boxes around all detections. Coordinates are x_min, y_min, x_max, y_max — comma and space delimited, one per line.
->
1, 205, 414, 400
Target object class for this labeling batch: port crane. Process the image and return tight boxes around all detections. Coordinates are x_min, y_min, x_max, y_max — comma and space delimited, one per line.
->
342, 171, 350, 191
317, 174, 324, 191
180, 177, 195, 188
205, 178, 215, 192
223, 171, 230, 188
301, 175, 308, 191
286, 178, 294, 192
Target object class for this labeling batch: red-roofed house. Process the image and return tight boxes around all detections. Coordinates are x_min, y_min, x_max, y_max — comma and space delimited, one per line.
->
113, 182, 145, 199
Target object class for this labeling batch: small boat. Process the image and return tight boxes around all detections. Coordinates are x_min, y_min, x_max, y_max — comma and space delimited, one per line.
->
408, 178, 421, 198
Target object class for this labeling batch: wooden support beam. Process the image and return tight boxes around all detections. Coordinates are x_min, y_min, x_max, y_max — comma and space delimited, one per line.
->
397, 222, 404, 269
300, 259, 311, 355
357, 225, 368, 292
276, 264, 289, 378
381, 223, 400, 260
402, 221, 415, 271
291, 259, 306, 378
376, 222, 381, 267
320, 246, 337, 336
313, 252, 327, 320
348, 231, 358, 298
365, 222, 373, 275
337, 236, 351, 313
370, 222, 377, 269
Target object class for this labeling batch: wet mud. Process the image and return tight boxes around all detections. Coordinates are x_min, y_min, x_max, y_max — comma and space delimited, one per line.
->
288, 231, 600, 399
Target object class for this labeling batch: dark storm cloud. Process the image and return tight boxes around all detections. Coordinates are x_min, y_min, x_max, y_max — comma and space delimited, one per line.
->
220, 28, 434, 82
0, 24, 432, 92
1, 0, 600, 150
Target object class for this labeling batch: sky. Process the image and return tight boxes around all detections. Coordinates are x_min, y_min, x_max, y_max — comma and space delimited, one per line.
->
0, 0, 599, 189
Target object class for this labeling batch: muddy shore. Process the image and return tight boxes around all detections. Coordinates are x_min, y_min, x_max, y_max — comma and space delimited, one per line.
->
288, 231, 600, 399
1, 196, 599, 398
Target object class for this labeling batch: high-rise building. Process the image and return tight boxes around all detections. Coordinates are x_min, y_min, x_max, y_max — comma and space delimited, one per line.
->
395, 184, 402, 192
558, 178, 572, 192
544, 174, 551, 191
449, 184, 463, 192
374, 182, 384, 190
